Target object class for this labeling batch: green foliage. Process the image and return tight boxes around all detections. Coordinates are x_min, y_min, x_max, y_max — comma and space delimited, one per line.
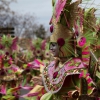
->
32, 38, 42, 48
84, 30, 97, 45
34, 25, 46, 39
1, 35, 13, 47
83, 8, 96, 32
40, 92, 53, 100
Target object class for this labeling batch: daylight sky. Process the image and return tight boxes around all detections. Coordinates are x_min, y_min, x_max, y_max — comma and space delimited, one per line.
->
10, 0, 52, 29
10, 0, 100, 29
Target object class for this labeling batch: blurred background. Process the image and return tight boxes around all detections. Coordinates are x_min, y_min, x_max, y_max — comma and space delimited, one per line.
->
0, 0, 52, 39
0, 0, 100, 39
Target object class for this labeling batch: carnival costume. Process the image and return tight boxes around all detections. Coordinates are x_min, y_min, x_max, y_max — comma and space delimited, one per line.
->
15, 0, 100, 100
41, 0, 100, 100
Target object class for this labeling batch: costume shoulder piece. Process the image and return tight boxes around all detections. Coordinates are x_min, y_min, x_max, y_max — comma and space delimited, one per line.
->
42, 58, 85, 93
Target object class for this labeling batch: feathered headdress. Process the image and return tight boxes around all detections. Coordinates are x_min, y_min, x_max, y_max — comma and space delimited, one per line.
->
50, 0, 81, 57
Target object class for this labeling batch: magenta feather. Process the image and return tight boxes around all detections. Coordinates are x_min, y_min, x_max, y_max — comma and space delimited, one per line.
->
11, 37, 18, 50
55, 0, 67, 22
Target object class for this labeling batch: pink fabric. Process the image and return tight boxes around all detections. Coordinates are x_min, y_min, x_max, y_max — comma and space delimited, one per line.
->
64, 58, 85, 71
11, 66, 19, 72
55, 0, 67, 22
35, 59, 44, 66
86, 73, 90, 76
48, 61, 55, 77
20, 86, 33, 90
21, 92, 39, 97
48, 58, 85, 84
41, 40, 46, 50
28, 59, 44, 69
20, 86, 44, 98
78, 37, 86, 47
87, 78, 92, 83
82, 51, 90, 55
0, 85, 6, 94
48, 61, 65, 84
11, 37, 18, 50
79, 71, 84, 78
82, 58, 89, 61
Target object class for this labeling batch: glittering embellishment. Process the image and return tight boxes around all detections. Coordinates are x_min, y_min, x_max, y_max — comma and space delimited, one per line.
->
42, 58, 85, 93
53, 71, 58, 78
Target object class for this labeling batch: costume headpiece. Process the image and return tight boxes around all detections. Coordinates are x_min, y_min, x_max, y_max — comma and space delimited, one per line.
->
50, 18, 73, 42
50, 0, 81, 57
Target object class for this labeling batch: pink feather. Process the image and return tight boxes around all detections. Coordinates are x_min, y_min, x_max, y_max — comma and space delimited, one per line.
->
11, 37, 18, 50
41, 40, 46, 50
0, 84, 6, 94
55, 0, 67, 22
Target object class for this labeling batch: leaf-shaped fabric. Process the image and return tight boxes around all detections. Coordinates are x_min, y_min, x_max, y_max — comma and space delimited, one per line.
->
11, 37, 18, 50
60, 0, 80, 28
40, 92, 53, 100
55, 0, 67, 22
